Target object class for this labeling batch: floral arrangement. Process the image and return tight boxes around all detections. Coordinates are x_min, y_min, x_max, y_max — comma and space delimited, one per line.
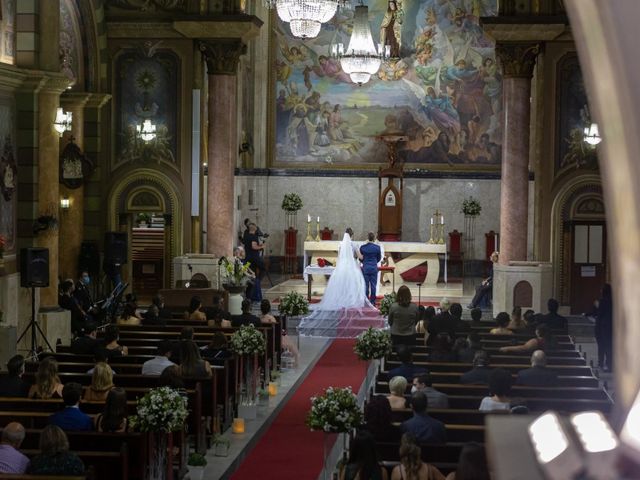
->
281, 193, 303, 213
461, 197, 482, 217
278, 291, 309, 316
0, 234, 5, 258
230, 324, 266, 356
220, 257, 252, 286
187, 452, 207, 467
129, 387, 189, 433
378, 292, 396, 317
136, 213, 152, 225
306, 386, 363, 433
354, 328, 392, 361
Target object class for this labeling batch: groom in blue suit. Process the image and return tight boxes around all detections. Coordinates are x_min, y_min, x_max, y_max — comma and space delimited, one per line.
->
360, 232, 382, 304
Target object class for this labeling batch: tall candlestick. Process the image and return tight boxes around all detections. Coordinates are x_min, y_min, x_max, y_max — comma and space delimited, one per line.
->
307, 214, 311, 223
441, 215, 444, 225
317, 216, 320, 223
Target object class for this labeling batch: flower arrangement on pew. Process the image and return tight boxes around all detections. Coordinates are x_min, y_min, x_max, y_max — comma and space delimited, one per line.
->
378, 292, 396, 317
354, 328, 392, 361
229, 324, 266, 356
278, 291, 310, 317
230, 325, 267, 408
220, 257, 252, 287
307, 386, 363, 433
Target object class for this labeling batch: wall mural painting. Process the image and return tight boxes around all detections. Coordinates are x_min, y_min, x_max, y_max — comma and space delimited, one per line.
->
556, 54, 598, 173
115, 45, 179, 166
274, 0, 500, 168
0, 102, 16, 254
0, 0, 15, 65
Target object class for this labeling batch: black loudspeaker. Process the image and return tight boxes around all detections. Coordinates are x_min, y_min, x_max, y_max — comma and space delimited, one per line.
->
104, 232, 127, 266
20, 248, 50, 288
78, 241, 100, 275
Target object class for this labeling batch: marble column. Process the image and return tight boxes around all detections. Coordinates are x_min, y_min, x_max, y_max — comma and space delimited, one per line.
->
200, 40, 246, 257
495, 43, 540, 265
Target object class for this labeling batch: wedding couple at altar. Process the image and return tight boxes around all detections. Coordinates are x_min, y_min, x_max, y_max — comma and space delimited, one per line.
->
298, 229, 387, 338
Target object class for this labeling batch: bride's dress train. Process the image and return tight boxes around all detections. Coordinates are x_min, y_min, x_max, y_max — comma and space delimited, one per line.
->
298, 233, 386, 338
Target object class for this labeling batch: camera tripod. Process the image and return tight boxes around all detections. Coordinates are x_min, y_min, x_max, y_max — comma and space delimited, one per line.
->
16, 286, 54, 361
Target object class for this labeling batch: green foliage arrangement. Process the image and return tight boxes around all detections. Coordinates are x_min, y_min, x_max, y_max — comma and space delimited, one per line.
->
354, 328, 392, 361
229, 324, 266, 356
306, 386, 363, 433
129, 387, 188, 433
278, 291, 310, 316
281, 193, 303, 212
378, 292, 397, 317
461, 197, 482, 217
187, 453, 207, 467
220, 257, 252, 286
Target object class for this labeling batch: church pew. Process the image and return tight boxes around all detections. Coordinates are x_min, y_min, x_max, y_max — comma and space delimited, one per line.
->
21, 447, 127, 480
409, 345, 583, 358
376, 441, 469, 464
0, 476, 88, 480
378, 370, 598, 387
386, 352, 587, 366
381, 361, 594, 377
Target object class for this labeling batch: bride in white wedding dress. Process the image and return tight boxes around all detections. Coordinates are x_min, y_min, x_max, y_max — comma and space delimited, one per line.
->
298, 232, 384, 337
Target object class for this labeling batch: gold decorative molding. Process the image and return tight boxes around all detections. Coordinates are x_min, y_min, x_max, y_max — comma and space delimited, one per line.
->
495, 42, 541, 78
199, 39, 246, 76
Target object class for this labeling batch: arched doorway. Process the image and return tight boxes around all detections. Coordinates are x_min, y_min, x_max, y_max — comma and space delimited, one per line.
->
108, 170, 183, 298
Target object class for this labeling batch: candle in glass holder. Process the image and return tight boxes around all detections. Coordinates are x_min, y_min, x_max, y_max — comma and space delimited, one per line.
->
232, 418, 245, 434
268, 382, 278, 396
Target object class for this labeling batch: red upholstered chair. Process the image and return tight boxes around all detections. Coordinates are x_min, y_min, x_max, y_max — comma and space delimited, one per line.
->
320, 227, 334, 240
448, 230, 464, 279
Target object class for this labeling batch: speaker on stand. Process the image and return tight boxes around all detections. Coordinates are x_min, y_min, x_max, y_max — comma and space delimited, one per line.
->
17, 247, 53, 360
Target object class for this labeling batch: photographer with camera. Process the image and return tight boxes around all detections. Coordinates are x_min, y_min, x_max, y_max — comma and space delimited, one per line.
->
242, 222, 265, 303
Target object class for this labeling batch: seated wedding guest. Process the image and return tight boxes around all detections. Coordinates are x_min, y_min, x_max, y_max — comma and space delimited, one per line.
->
83, 362, 114, 402
102, 325, 128, 358
231, 299, 261, 327
470, 307, 483, 325
387, 376, 409, 410
49, 383, 94, 431
516, 350, 559, 387
460, 351, 492, 385
204, 295, 231, 324
95, 388, 129, 433
449, 303, 468, 332
445, 443, 490, 480
28, 357, 64, 399
391, 433, 446, 480
363, 395, 401, 443
499, 324, 558, 354
388, 285, 420, 348
508, 306, 527, 331
479, 368, 512, 412
171, 326, 194, 364
259, 299, 278, 324
401, 392, 446, 444
180, 340, 212, 378
142, 340, 175, 375
87, 350, 116, 375
0, 422, 30, 474
27, 425, 85, 476
117, 302, 141, 326
185, 296, 207, 322
427, 298, 455, 345
417, 306, 436, 336
70, 322, 99, 355
258, 299, 299, 364
142, 294, 171, 326
489, 312, 513, 335
467, 252, 499, 310
159, 365, 185, 390
538, 298, 567, 330
339, 430, 389, 480
388, 345, 427, 381
412, 373, 449, 409
429, 333, 457, 363
210, 310, 232, 328
455, 333, 482, 364
200, 332, 233, 363
0, 355, 30, 397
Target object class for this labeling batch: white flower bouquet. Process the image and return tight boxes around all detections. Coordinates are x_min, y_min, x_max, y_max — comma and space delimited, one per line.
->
281, 193, 303, 212
220, 257, 251, 286
230, 324, 266, 356
306, 386, 363, 433
461, 197, 482, 217
129, 386, 189, 433
278, 291, 309, 316
354, 328, 392, 361
378, 292, 396, 317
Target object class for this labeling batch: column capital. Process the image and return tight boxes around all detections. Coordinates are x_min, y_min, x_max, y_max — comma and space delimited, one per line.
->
60, 92, 91, 109
495, 42, 541, 79
85, 93, 112, 109
199, 39, 247, 76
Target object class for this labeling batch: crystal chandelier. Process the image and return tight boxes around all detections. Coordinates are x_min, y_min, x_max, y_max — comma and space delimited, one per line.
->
332, 2, 386, 85
264, 0, 349, 39
583, 122, 602, 146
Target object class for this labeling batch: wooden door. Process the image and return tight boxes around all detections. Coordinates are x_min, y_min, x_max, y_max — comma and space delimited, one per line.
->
570, 222, 606, 314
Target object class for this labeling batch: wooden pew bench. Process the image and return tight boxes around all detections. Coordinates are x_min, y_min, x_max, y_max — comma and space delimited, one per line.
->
380, 361, 594, 377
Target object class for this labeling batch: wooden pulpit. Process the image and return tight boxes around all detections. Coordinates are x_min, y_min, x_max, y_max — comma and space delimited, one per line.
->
378, 166, 403, 241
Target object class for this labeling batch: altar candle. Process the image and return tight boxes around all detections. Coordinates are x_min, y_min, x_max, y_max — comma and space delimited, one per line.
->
307, 214, 311, 223
430, 218, 434, 225
268, 382, 278, 396
441, 215, 444, 224
232, 418, 245, 434
317, 216, 320, 223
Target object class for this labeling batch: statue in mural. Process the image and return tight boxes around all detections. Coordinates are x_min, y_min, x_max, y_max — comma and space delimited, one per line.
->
380, 0, 404, 58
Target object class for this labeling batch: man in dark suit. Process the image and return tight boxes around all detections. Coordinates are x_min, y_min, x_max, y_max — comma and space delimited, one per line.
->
0, 355, 30, 397
537, 298, 567, 330
388, 345, 428, 381
460, 351, 492, 384
427, 298, 455, 345
231, 299, 261, 327
401, 391, 447, 444
70, 322, 99, 355
48, 383, 94, 432
360, 232, 382, 305
516, 350, 559, 387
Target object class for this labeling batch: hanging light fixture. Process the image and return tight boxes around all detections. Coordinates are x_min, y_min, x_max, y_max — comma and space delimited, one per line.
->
136, 119, 157, 142
54, 108, 72, 136
332, 1, 386, 86
264, 0, 349, 39
583, 123, 602, 146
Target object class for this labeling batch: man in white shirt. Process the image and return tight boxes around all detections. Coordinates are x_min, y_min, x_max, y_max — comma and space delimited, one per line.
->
142, 340, 175, 375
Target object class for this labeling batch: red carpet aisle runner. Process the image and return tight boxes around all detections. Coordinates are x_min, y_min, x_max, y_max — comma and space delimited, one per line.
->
230, 339, 367, 480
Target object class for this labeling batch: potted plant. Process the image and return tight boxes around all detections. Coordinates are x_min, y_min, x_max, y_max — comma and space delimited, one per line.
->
281, 193, 303, 229
219, 257, 252, 314
461, 197, 481, 257
187, 452, 207, 480
461, 197, 482, 217
230, 325, 267, 420
278, 291, 309, 318
136, 212, 152, 227
257, 387, 269, 406
212, 436, 231, 457
378, 292, 396, 317
354, 328, 392, 361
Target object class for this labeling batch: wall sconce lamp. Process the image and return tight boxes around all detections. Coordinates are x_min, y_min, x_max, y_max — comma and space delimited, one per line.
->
60, 196, 70, 210
583, 122, 602, 146
54, 108, 72, 136
136, 119, 157, 142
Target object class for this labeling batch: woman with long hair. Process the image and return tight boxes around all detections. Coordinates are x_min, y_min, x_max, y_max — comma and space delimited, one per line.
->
95, 387, 129, 432
388, 285, 420, 348
391, 433, 445, 480
27, 425, 85, 475
340, 430, 388, 480
445, 443, 490, 480
83, 362, 114, 402
186, 296, 206, 322
364, 395, 401, 442
117, 302, 141, 326
103, 325, 128, 357
507, 306, 527, 331
179, 340, 212, 377
499, 323, 557, 353
28, 357, 63, 399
